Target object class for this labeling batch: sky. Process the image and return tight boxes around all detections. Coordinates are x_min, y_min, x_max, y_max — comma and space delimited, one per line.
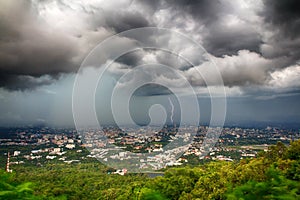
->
0, 0, 300, 128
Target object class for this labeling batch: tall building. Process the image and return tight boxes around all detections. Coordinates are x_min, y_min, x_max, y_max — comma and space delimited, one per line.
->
5, 152, 12, 173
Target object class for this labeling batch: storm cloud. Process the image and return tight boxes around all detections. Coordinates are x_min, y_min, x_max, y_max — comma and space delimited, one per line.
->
260, 0, 300, 66
0, 0, 299, 93
0, 1, 79, 90
0, 0, 151, 90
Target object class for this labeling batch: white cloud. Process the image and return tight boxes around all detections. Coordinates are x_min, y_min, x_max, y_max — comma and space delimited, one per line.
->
184, 50, 273, 87
269, 65, 300, 88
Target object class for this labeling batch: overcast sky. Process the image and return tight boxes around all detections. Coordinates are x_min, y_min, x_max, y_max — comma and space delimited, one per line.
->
0, 0, 300, 127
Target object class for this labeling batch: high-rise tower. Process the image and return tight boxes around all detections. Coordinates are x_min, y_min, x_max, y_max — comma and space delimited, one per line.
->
5, 152, 12, 173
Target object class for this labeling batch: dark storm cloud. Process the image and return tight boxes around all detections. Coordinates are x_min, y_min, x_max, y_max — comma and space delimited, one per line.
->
203, 21, 261, 57
0, 0, 78, 90
165, 0, 227, 24
0, 74, 57, 91
133, 84, 172, 96
260, 0, 300, 65
115, 50, 145, 67
0, 0, 299, 92
263, 0, 300, 38
104, 11, 151, 33
134, 0, 164, 13
0, 0, 151, 90
156, 0, 262, 57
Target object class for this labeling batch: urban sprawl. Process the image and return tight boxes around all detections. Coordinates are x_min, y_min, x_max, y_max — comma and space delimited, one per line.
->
1, 126, 299, 172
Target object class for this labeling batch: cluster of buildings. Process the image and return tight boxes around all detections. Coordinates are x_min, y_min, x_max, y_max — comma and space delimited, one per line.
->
1, 126, 299, 171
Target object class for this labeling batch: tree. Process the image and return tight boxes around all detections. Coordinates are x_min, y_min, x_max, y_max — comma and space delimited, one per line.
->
265, 141, 287, 161
0, 170, 39, 200
285, 140, 300, 160
226, 167, 300, 200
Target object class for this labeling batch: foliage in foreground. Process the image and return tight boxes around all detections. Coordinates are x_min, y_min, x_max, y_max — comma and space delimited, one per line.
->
0, 171, 37, 200
0, 140, 299, 200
